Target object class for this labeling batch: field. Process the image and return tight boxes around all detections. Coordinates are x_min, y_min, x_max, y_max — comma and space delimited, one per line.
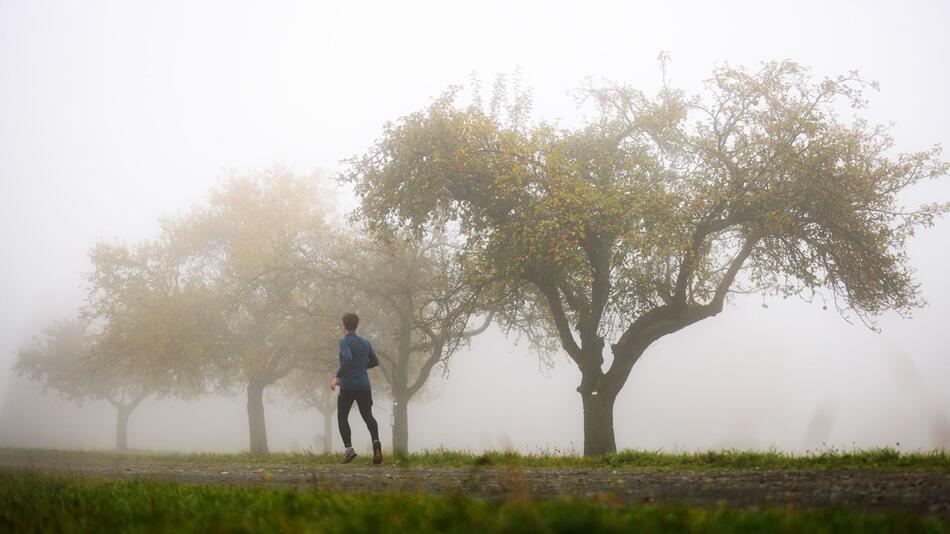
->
2, 447, 949, 532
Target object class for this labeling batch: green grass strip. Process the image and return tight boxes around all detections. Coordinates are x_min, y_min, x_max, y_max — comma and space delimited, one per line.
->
0, 470, 946, 533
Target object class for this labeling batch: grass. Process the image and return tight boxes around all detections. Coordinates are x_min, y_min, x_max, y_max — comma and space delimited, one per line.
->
9, 446, 949, 471
0, 470, 945, 533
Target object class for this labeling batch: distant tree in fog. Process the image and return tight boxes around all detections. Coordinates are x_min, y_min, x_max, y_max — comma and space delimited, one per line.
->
167, 167, 338, 455
84, 238, 226, 398
38, 236, 224, 450
278, 302, 344, 454
347, 61, 949, 455
15, 319, 149, 450
319, 229, 493, 454
17, 231, 226, 451
279, 251, 398, 455
280, 366, 338, 454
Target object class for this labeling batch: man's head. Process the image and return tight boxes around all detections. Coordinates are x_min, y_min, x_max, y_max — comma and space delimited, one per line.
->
342, 312, 359, 333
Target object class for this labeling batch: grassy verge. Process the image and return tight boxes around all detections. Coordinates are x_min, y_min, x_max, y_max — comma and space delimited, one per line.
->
8, 446, 949, 471
0, 470, 945, 533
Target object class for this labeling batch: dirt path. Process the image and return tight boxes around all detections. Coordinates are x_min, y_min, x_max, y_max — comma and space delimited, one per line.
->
2, 449, 948, 516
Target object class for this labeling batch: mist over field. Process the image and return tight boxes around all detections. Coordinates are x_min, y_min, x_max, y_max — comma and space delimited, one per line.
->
1, 0, 948, 456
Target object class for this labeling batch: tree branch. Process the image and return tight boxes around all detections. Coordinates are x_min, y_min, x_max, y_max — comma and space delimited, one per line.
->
127, 391, 148, 412
673, 211, 750, 303
706, 234, 758, 312
582, 237, 611, 339
104, 396, 121, 410
407, 339, 444, 397
461, 311, 494, 337
375, 349, 394, 385
536, 281, 583, 364
613, 233, 758, 365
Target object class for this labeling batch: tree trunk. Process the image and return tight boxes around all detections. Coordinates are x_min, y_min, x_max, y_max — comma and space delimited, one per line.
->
581, 390, 617, 456
391, 304, 413, 455
115, 407, 131, 451
247, 380, 269, 455
392, 394, 410, 454
322, 409, 333, 454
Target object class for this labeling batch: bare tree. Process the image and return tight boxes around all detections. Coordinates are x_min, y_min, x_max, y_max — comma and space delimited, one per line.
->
321, 229, 492, 453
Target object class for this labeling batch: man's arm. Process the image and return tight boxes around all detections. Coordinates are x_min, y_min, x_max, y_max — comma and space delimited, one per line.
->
329, 350, 340, 379
367, 341, 379, 369
331, 340, 352, 391
335, 340, 353, 377
331, 349, 341, 390
338, 339, 353, 371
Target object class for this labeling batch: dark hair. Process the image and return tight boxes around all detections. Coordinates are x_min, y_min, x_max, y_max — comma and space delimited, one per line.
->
342, 312, 359, 332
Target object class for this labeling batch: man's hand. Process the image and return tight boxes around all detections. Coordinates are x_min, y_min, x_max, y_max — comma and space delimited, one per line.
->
329, 376, 340, 391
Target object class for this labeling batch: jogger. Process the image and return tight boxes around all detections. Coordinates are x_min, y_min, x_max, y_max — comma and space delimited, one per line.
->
329, 312, 383, 464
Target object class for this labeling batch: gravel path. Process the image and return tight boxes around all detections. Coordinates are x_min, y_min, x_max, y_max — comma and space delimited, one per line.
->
2, 449, 948, 516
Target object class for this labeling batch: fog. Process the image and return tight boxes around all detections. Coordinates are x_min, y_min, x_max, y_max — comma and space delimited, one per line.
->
1, 0, 948, 454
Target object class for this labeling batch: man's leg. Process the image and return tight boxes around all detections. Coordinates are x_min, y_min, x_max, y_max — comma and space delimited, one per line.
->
355, 391, 382, 464
354, 391, 380, 442
337, 391, 357, 462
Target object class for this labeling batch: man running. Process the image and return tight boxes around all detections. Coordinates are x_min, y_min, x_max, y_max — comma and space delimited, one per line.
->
329, 312, 383, 464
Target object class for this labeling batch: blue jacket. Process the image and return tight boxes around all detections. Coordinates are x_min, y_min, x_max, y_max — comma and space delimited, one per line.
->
335, 332, 379, 391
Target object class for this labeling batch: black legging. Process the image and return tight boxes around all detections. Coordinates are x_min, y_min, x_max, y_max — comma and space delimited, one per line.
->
337, 389, 379, 448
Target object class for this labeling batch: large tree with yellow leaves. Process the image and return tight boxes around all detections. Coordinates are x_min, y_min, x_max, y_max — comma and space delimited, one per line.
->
347, 62, 948, 455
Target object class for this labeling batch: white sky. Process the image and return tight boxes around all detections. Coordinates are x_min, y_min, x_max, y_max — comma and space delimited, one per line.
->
1, 0, 948, 453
